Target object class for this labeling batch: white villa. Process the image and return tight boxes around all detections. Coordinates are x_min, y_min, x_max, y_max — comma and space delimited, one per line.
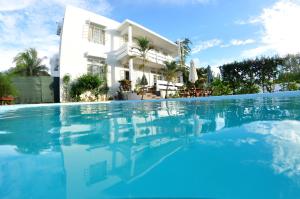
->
56, 6, 183, 101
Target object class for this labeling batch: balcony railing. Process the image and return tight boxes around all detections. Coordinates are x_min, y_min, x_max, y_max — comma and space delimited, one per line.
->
115, 43, 174, 65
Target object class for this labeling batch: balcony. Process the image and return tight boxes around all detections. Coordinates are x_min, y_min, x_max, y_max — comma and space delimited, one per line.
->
115, 43, 174, 66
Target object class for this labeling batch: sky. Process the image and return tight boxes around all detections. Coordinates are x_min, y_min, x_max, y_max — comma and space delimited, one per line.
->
1, 0, 300, 73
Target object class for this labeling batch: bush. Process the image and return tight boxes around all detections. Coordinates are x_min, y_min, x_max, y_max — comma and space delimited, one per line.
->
287, 82, 299, 91
70, 74, 102, 101
0, 73, 17, 97
211, 79, 232, 96
238, 84, 260, 94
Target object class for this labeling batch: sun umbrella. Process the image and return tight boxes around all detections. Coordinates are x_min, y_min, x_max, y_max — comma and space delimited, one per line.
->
189, 60, 198, 83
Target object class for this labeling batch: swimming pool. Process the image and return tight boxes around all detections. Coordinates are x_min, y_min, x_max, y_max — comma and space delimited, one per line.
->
1, 92, 300, 199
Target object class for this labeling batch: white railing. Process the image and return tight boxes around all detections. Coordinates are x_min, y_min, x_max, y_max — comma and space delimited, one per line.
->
115, 43, 173, 65
115, 43, 129, 60
156, 80, 183, 91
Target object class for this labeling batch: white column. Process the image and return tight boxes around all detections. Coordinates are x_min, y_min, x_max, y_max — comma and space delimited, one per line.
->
129, 58, 134, 90
128, 25, 134, 91
148, 69, 151, 86
128, 25, 132, 46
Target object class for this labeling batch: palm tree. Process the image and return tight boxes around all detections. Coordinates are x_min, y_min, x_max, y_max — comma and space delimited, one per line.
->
176, 38, 192, 68
161, 61, 179, 99
13, 48, 48, 76
176, 38, 192, 84
136, 37, 153, 99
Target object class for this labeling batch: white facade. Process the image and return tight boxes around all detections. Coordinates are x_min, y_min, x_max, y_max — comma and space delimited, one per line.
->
58, 6, 181, 101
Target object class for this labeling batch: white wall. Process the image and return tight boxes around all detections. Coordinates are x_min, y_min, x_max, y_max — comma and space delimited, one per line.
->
59, 6, 179, 100
59, 6, 122, 100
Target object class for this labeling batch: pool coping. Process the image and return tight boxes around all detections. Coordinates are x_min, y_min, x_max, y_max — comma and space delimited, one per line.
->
1, 91, 300, 114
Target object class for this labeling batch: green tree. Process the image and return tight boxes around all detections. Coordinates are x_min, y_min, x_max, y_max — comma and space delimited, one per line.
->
278, 54, 300, 90
136, 37, 153, 99
0, 73, 17, 98
211, 78, 232, 96
176, 38, 192, 68
13, 48, 49, 76
176, 38, 192, 84
220, 61, 242, 94
195, 67, 207, 88
256, 56, 281, 92
161, 61, 179, 99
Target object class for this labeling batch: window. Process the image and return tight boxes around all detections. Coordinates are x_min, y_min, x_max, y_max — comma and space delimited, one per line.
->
125, 71, 130, 80
120, 70, 129, 80
87, 56, 106, 80
88, 23, 105, 45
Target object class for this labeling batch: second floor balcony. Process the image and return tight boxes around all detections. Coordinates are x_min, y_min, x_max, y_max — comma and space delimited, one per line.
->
116, 20, 178, 67
115, 43, 174, 66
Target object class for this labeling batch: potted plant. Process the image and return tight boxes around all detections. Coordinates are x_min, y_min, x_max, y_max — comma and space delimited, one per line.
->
119, 79, 132, 91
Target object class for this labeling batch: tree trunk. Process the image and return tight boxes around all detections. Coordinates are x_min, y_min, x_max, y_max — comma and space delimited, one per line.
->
165, 82, 169, 99
141, 68, 145, 100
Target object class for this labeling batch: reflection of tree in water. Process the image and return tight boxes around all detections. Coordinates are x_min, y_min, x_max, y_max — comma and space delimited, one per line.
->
2, 96, 299, 154
222, 97, 300, 128
0, 107, 62, 154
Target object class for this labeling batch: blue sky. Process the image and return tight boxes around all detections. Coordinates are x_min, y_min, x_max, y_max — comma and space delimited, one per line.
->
1, 0, 300, 73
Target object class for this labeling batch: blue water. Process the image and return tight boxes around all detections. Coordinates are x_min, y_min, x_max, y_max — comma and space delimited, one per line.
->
1, 92, 300, 199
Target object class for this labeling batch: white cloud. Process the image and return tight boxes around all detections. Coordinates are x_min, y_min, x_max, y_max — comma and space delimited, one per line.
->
221, 39, 255, 48
230, 39, 255, 46
0, 0, 112, 71
241, 0, 300, 58
192, 39, 222, 54
192, 38, 255, 55
121, 0, 216, 5
245, 120, 300, 181
234, 18, 261, 25
0, 0, 35, 11
157, 0, 215, 4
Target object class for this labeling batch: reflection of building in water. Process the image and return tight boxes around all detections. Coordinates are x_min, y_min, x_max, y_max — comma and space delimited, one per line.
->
59, 104, 191, 198
215, 113, 225, 131
57, 98, 300, 198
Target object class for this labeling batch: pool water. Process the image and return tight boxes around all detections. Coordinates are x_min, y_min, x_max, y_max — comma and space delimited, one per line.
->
1, 93, 300, 199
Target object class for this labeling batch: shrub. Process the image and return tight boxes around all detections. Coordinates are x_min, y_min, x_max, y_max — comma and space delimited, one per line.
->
0, 73, 17, 97
63, 74, 71, 85
140, 74, 148, 86
238, 84, 260, 94
287, 82, 299, 91
211, 79, 232, 96
70, 74, 102, 101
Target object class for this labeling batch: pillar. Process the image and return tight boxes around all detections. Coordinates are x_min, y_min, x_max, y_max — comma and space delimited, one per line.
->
129, 58, 134, 91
